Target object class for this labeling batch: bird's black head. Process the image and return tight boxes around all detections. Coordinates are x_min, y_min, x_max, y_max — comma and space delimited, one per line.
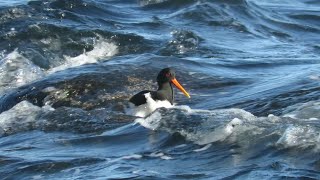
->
156, 67, 191, 98
157, 68, 176, 84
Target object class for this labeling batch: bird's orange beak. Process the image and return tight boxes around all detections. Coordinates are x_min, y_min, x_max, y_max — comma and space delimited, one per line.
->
171, 78, 191, 98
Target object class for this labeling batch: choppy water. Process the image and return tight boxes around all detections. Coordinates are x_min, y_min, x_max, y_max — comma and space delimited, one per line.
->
0, 0, 320, 179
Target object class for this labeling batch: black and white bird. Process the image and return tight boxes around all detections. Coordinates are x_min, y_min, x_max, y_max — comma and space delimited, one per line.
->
127, 68, 190, 117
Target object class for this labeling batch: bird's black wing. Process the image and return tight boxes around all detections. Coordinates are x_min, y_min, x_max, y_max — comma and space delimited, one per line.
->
129, 90, 152, 106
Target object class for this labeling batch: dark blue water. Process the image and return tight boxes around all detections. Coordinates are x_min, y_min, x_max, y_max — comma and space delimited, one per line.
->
0, 0, 320, 179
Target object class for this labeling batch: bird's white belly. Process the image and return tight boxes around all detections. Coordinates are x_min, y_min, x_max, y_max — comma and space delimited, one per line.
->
126, 92, 173, 117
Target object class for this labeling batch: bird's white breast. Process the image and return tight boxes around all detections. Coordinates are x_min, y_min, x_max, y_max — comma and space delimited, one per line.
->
126, 92, 173, 117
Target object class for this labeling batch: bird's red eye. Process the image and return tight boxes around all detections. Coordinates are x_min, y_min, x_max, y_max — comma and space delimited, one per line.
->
166, 73, 171, 77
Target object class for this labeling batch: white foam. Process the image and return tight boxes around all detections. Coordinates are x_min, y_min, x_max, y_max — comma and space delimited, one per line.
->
32, 175, 43, 180
282, 100, 320, 120
160, 155, 173, 160
193, 144, 212, 152
267, 114, 282, 123
0, 49, 44, 93
121, 154, 143, 160
0, 101, 52, 134
49, 39, 118, 73
148, 152, 173, 160
41, 86, 57, 93
175, 144, 187, 148
139, 0, 167, 6
192, 118, 244, 145
282, 114, 297, 119
134, 99, 320, 150
276, 125, 319, 149
132, 169, 160, 175
135, 111, 162, 130
128, 92, 173, 118
225, 118, 243, 134
0, 101, 54, 135
309, 75, 320, 80
73, 168, 81, 175
136, 106, 257, 145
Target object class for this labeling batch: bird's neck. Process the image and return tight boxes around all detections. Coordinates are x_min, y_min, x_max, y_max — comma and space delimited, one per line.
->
157, 82, 174, 104
158, 82, 172, 91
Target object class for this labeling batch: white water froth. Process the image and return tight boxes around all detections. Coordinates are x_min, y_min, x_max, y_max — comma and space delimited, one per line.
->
49, 40, 118, 73
121, 154, 143, 160
0, 101, 54, 135
136, 103, 320, 150
0, 39, 118, 94
139, 0, 168, 6
193, 144, 212, 152
276, 125, 320, 150
0, 49, 45, 94
136, 106, 254, 145
148, 152, 173, 160
128, 92, 173, 118
309, 74, 320, 81
135, 111, 163, 130
198, 117, 244, 144
283, 100, 320, 120
181, 109, 250, 145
